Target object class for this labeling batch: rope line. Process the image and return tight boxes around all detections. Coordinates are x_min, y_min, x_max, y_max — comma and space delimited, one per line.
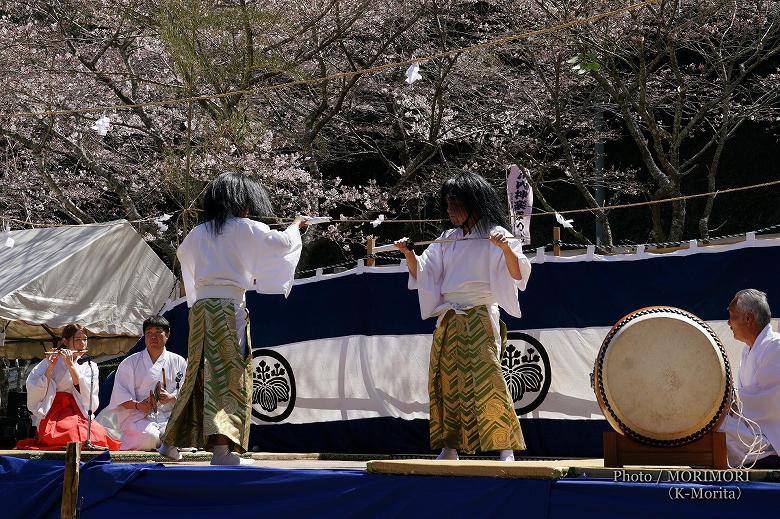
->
5, 0, 659, 119
303, 220, 780, 276
536, 179, 780, 217
3, 174, 777, 230
549, 222, 780, 252
5, 217, 776, 276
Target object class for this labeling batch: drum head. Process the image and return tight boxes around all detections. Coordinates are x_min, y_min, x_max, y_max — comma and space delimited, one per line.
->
595, 307, 732, 445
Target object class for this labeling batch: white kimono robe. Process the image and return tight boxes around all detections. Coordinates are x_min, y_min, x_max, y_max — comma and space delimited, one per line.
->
26, 357, 100, 426
177, 217, 302, 306
177, 217, 302, 353
719, 324, 780, 466
409, 226, 532, 342
97, 348, 187, 451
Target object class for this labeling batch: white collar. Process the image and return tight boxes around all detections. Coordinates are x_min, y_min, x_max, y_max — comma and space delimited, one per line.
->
749, 324, 775, 352
144, 347, 167, 364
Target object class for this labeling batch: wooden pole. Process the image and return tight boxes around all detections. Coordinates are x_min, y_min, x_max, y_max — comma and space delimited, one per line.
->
61, 441, 80, 519
366, 237, 376, 266
553, 226, 561, 257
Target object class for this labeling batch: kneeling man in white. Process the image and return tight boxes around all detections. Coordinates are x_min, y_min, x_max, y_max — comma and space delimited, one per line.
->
98, 315, 187, 451
719, 289, 780, 468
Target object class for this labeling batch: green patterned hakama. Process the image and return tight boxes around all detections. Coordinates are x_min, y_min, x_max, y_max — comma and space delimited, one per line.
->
163, 298, 253, 452
429, 306, 525, 453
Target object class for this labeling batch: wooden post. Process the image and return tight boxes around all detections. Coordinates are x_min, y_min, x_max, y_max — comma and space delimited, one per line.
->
367, 237, 376, 266
553, 226, 561, 257
61, 441, 80, 519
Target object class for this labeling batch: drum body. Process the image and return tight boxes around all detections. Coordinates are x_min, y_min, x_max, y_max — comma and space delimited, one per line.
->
593, 307, 733, 446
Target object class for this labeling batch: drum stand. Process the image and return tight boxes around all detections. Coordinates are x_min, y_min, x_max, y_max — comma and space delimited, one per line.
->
603, 431, 728, 469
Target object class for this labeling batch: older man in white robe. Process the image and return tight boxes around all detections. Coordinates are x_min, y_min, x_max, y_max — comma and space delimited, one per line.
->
98, 316, 187, 451
719, 289, 780, 468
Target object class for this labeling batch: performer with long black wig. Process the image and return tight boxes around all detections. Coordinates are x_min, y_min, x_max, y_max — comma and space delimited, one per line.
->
394, 171, 531, 461
160, 172, 305, 465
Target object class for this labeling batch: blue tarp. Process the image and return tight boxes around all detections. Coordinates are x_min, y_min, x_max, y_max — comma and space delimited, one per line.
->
1, 455, 777, 518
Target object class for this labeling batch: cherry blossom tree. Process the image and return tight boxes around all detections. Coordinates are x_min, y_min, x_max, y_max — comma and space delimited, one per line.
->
2, 0, 779, 271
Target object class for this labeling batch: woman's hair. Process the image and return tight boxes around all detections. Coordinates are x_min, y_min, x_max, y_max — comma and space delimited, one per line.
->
203, 172, 275, 235
61, 323, 85, 340
440, 171, 508, 234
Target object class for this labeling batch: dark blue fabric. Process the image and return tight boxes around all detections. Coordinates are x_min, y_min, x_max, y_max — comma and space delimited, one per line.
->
512, 246, 779, 330
249, 417, 611, 457
549, 478, 779, 518
0, 451, 147, 519
78, 461, 554, 519
0, 456, 64, 518
78, 451, 150, 510
96, 370, 116, 415
4, 455, 779, 518
520, 418, 612, 458
250, 417, 431, 455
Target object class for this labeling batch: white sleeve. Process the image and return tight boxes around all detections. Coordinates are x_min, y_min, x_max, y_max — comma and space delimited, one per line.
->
74, 361, 100, 415
246, 220, 301, 253
26, 360, 55, 421
489, 228, 532, 318
738, 349, 780, 423
177, 232, 197, 308
738, 347, 780, 453
408, 235, 446, 320
107, 358, 137, 410
261, 223, 301, 251
250, 221, 303, 297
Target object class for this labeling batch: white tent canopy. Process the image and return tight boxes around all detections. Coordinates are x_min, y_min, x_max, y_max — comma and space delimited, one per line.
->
0, 220, 175, 359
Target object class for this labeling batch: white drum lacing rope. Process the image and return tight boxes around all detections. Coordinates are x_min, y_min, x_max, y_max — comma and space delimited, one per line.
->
728, 389, 770, 469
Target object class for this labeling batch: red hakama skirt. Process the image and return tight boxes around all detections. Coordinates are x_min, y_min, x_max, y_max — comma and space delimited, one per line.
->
15, 392, 121, 450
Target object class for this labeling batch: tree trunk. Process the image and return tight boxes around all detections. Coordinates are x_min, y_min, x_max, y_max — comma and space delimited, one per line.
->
668, 199, 686, 243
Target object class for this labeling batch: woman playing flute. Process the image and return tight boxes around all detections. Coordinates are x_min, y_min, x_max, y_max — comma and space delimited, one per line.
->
17, 323, 120, 450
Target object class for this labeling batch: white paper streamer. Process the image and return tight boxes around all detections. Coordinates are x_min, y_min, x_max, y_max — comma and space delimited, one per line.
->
555, 212, 574, 229
370, 214, 385, 228
91, 115, 111, 136
405, 63, 422, 84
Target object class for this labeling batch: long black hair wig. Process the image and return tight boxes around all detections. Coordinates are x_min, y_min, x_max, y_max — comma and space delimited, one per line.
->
203, 172, 275, 235
440, 171, 509, 235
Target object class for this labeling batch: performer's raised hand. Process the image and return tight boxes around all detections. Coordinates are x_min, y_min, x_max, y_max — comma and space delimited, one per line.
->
395, 237, 418, 280
60, 348, 76, 368
293, 215, 309, 230
45, 352, 60, 378
489, 232, 512, 251
394, 238, 412, 254
490, 232, 523, 280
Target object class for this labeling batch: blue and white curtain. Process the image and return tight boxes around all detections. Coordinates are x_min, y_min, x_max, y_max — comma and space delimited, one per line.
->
144, 236, 780, 456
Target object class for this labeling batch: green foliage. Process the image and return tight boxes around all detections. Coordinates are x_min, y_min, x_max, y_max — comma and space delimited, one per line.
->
157, 0, 293, 101
567, 53, 601, 74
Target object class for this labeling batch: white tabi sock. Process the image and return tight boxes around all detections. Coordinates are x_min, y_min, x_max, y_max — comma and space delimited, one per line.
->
210, 445, 254, 466
499, 449, 515, 462
158, 443, 182, 461
436, 447, 459, 460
